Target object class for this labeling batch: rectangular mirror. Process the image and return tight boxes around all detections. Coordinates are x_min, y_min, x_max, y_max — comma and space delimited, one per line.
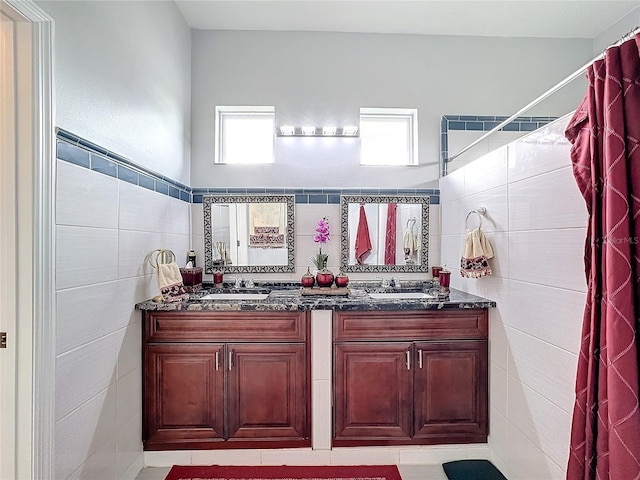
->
340, 195, 429, 272
203, 194, 295, 274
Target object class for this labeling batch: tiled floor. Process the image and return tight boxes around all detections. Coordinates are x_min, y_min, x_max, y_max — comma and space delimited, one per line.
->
135, 464, 448, 480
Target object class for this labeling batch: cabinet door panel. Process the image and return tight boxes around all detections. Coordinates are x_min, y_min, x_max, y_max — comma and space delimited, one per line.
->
227, 343, 307, 441
144, 344, 224, 447
414, 341, 487, 437
334, 343, 413, 440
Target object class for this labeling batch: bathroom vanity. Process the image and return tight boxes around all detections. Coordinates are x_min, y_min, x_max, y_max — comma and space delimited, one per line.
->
333, 309, 487, 446
137, 284, 495, 451
142, 310, 309, 450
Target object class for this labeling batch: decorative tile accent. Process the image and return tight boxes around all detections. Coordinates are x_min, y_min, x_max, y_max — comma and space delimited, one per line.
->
56, 129, 192, 203
203, 194, 296, 274
440, 115, 559, 176
339, 194, 430, 273
192, 187, 439, 205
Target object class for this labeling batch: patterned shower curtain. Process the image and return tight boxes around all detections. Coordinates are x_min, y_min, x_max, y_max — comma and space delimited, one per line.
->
564, 33, 640, 479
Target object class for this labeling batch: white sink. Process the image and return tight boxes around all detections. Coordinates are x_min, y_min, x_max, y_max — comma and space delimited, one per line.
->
368, 292, 435, 300
199, 293, 269, 301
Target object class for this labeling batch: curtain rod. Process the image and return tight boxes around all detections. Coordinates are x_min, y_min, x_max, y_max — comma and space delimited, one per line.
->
446, 26, 640, 165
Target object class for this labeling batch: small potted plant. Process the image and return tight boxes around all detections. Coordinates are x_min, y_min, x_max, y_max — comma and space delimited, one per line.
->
311, 217, 334, 287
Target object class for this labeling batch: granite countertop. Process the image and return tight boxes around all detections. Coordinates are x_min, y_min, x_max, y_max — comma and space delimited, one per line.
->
135, 280, 496, 312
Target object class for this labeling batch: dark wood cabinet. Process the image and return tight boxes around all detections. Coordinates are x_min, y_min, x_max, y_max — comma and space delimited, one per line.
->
226, 343, 307, 442
144, 344, 225, 446
143, 311, 310, 450
333, 310, 488, 446
413, 340, 487, 439
334, 342, 413, 440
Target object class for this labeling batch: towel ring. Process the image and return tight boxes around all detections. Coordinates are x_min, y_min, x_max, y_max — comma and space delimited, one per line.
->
465, 207, 487, 230
148, 249, 176, 269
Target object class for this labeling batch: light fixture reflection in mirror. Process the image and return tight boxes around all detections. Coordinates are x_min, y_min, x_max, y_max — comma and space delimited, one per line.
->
203, 195, 295, 274
340, 195, 429, 273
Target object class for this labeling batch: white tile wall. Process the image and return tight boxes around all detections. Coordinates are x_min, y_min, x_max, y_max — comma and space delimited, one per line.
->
55, 386, 117, 480
439, 116, 587, 479
56, 281, 121, 355
55, 159, 190, 480
55, 333, 118, 421
56, 225, 119, 289
56, 161, 119, 229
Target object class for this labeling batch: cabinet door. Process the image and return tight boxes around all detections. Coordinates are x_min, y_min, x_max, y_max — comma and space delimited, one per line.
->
334, 342, 413, 441
226, 343, 307, 441
144, 344, 224, 449
413, 340, 488, 439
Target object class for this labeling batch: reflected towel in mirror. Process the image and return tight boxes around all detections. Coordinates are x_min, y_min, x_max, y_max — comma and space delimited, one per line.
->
355, 205, 372, 265
384, 203, 397, 265
403, 218, 419, 264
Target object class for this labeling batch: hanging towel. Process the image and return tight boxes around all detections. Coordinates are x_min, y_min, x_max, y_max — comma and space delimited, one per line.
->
384, 203, 397, 265
157, 261, 190, 302
355, 205, 372, 265
460, 228, 494, 278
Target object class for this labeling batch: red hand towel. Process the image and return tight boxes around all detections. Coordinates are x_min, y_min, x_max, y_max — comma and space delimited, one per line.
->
355, 205, 372, 265
384, 203, 397, 265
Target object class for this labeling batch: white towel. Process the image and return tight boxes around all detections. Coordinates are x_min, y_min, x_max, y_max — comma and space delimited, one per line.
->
460, 228, 494, 278
157, 261, 189, 302
403, 230, 419, 263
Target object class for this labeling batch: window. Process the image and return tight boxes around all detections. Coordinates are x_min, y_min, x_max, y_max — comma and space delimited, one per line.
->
215, 106, 275, 164
359, 108, 418, 166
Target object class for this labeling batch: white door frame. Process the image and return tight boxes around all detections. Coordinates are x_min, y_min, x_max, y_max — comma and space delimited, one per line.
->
0, 1, 55, 478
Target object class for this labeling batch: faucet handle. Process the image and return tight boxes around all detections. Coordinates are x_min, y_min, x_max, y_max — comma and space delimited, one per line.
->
245, 278, 255, 289
391, 276, 405, 288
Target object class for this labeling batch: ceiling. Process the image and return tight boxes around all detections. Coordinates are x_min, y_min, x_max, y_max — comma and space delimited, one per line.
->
175, 0, 640, 39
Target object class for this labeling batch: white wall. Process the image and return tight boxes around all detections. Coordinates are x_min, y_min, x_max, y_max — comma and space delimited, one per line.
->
190, 30, 593, 188
37, 0, 192, 184
440, 115, 587, 479
593, 5, 640, 55
55, 158, 191, 480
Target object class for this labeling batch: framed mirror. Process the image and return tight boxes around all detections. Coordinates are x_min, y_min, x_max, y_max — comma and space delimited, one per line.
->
340, 195, 429, 272
203, 194, 295, 274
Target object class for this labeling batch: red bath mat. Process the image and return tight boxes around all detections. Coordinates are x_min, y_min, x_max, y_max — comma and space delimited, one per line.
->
165, 465, 403, 480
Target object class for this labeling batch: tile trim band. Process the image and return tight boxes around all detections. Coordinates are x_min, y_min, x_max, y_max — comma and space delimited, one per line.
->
440, 115, 559, 176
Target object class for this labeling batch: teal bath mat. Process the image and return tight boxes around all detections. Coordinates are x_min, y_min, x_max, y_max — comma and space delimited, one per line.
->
442, 460, 507, 480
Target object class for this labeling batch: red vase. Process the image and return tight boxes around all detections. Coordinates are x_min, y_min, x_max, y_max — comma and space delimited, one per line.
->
335, 271, 349, 288
301, 267, 315, 287
315, 269, 334, 287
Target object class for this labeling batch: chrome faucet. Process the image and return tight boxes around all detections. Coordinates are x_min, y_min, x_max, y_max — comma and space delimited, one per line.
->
377, 277, 391, 288
228, 277, 243, 288
391, 276, 405, 288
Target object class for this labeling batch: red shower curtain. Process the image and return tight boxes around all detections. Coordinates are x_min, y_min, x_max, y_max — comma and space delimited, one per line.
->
564, 33, 640, 480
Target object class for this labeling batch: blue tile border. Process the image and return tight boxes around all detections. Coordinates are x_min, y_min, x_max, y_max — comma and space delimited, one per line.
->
56, 129, 440, 207
56, 129, 192, 203
192, 187, 440, 205
440, 115, 559, 176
